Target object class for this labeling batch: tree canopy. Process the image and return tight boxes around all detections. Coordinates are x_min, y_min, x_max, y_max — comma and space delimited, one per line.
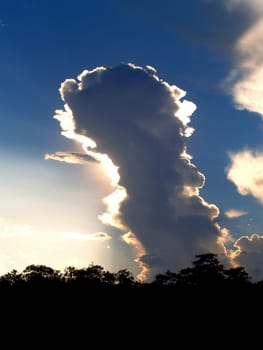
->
0, 253, 256, 293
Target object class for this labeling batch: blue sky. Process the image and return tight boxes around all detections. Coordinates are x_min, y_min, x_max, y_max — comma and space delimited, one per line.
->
1, 0, 263, 279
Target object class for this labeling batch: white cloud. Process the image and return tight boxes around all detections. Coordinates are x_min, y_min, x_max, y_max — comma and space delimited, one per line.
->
223, 0, 263, 117
231, 234, 263, 280
45, 151, 97, 164
222, 1, 263, 279
228, 19, 263, 116
58, 231, 111, 241
225, 209, 248, 218
51, 63, 227, 279
227, 149, 263, 204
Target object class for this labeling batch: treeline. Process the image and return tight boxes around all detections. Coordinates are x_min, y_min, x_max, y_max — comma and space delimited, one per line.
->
0, 253, 262, 291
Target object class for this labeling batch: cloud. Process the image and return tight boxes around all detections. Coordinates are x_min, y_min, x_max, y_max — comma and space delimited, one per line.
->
119, 0, 263, 115
231, 234, 263, 280
222, 1, 263, 280
121, 1, 263, 117
225, 209, 248, 219
223, 0, 263, 13
118, 0, 263, 118
221, 0, 263, 117
227, 149, 263, 204
50, 63, 227, 279
217, 227, 234, 247
45, 151, 98, 164
58, 231, 111, 241
117, 0, 253, 56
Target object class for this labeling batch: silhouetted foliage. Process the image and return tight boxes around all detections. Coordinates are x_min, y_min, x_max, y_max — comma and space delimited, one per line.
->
0, 269, 22, 287
153, 270, 177, 286
151, 253, 251, 289
182, 253, 225, 287
116, 269, 135, 286
0, 253, 256, 298
21, 264, 61, 288
102, 270, 116, 286
224, 266, 250, 286
67, 264, 104, 287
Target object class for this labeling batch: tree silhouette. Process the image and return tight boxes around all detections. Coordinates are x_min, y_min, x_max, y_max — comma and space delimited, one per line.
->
63, 266, 77, 282
0, 252, 256, 297
191, 253, 225, 287
0, 269, 22, 287
224, 266, 250, 286
22, 265, 61, 287
63, 264, 105, 288
102, 270, 116, 286
153, 270, 177, 286
116, 269, 135, 287
152, 253, 251, 289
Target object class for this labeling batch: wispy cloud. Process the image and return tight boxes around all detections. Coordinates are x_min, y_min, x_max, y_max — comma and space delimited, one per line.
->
45, 151, 98, 164
58, 231, 111, 241
225, 209, 248, 219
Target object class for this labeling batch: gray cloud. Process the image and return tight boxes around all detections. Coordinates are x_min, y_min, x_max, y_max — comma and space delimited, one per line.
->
113, 1, 263, 277
231, 234, 263, 281
52, 63, 227, 278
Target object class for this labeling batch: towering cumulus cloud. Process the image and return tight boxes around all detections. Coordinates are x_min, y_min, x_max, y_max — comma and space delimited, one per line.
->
48, 63, 226, 279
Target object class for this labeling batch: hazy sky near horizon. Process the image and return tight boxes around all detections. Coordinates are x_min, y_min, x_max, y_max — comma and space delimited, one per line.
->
2, 0, 263, 280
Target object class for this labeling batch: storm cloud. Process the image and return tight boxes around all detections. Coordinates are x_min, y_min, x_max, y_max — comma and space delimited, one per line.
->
48, 63, 227, 279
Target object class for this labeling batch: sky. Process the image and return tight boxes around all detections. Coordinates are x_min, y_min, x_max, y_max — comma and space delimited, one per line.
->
1, 0, 263, 280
